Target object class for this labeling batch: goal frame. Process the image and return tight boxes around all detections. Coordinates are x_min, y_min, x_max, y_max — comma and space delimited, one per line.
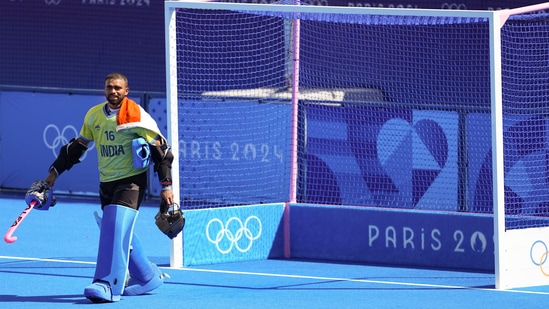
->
164, 0, 549, 289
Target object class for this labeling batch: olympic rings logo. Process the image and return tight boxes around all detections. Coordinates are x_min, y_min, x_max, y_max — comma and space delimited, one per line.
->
441, 3, 467, 10
206, 216, 262, 254
530, 240, 549, 276
44, 0, 61, 5
43, 124, 91, 160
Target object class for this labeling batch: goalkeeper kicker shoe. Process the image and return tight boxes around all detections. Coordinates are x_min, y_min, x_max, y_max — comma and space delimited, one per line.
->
84, 281, 116, 303
123, 262, 169, 296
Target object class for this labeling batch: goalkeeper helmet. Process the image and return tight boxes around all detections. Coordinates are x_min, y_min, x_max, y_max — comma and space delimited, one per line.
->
155, 200, 185, 239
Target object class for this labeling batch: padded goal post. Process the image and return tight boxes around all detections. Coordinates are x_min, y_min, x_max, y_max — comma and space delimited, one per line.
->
165, 1, 549, 288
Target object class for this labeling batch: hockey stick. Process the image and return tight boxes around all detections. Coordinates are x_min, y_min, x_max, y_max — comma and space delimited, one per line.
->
4, 200, 37, 243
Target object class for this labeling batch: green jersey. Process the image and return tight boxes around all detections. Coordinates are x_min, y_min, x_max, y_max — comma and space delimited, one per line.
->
80, 102, 158, 183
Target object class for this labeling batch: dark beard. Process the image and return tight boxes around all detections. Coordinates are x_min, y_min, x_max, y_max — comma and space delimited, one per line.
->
107, 96, 124, 107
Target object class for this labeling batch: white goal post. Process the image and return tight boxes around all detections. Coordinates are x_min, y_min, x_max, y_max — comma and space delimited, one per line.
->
165, 0, 549, 289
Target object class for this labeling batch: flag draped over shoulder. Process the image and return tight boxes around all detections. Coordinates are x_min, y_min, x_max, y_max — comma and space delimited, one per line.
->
117, 97, 142, 125
116, 97, 166, 142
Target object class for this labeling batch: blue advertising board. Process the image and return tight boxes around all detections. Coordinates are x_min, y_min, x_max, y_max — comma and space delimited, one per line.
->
468, 113, 549, 217
181, 202, 494, 271
182, 203, 285, 266
289, 203, 494, 271
303, 104, 459, 210
0, 91, 141, 196
177, 100, 292, 206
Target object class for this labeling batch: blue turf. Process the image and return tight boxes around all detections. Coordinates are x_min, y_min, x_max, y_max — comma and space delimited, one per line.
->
0, 196, 548, 308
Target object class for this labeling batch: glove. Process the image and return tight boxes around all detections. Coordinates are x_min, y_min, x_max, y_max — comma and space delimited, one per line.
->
155, 200, 185, 239
24, 180, 57, 211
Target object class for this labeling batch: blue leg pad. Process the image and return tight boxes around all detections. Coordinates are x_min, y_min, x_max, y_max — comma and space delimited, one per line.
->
123, 234, 165, 296
93, 211, 165, 296
84, 205, 137, 303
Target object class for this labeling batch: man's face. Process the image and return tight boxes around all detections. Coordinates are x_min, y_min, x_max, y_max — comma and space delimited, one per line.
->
104, 78, 129, 107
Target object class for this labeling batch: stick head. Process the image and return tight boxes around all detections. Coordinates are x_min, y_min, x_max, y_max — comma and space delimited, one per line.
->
4, 234, 17, 244
4, 200, 36, 244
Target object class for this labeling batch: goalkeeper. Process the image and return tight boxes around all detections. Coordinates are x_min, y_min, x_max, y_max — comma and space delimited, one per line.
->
42, 72, 179, 303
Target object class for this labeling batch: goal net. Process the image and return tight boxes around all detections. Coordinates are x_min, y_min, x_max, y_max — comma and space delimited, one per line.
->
165, 1, 549, 288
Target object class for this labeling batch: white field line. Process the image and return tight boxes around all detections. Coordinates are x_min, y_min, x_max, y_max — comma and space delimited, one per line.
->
1, 255, 548, 295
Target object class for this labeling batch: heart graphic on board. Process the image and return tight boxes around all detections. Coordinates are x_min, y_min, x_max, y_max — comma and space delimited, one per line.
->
377, 118, 448, 207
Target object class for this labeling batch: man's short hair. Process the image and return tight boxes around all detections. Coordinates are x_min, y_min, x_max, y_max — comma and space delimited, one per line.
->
105, 72, 129, 87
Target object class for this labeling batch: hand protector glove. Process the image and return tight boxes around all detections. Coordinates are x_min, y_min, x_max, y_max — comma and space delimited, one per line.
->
155, 200, 185, 239
24, 180, 57, 210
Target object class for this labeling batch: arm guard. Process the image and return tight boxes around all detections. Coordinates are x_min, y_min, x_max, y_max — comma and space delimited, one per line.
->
150, 143, 174, 187
49, 138, 88, 176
